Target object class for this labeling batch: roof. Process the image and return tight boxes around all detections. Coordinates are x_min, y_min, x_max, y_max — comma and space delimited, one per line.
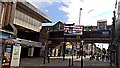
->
97, 19, 107, 23
17, 1, 52, 23
42, 23, 55, 26
0, 29, 14, 35
42, 21, 64, 27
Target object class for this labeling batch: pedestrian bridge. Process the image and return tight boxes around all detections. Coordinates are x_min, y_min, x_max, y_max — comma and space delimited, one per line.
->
49, 30, 112, 43
83, 30, 112, 43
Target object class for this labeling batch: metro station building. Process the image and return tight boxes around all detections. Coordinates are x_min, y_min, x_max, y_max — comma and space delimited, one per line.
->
0, 1, 52, 58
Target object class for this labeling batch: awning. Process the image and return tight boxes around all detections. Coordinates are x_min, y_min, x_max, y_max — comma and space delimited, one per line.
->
4, 38, 14, 44
17, 38, 42, 47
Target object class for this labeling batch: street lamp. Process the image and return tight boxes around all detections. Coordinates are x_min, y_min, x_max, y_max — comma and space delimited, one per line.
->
79, 8, 82, 25
79, 7, 84, 68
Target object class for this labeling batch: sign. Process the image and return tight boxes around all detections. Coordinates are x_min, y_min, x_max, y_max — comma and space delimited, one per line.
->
83, 30, 111, 38
64, 25, 84, 36
10, 45, 21, 67
102, 30, 110, 37
2, 44, 13, 67
66, 45, 72, 49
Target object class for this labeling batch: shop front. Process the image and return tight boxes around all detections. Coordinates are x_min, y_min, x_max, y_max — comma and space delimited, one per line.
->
0, 30, 14, 68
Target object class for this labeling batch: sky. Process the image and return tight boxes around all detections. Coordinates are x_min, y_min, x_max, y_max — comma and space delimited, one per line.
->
26, 0, 118, 26
26, 0, 119, 49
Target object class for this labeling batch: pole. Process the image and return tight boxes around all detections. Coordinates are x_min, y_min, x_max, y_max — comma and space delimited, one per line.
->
71, 42, 74, 66
68, 59, 71, 67
81, 40, 84, 68
63, 38, 66, 61
79, 8, 83, 68
43, 56, 46, 64
79, 8, 82, 25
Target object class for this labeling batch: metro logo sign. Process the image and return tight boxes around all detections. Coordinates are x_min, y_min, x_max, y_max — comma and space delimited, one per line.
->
64, 25, 84, 36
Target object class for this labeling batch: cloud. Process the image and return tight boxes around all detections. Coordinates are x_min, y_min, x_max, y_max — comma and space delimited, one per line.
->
45, 10, 48, 12
88, 9, 95, 14
27, 0, 117, 26
59, 0, 115, 26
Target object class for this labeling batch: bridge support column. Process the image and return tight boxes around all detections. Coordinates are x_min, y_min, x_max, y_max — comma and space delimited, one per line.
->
117, 42, 120, 68
28, 47, 34, 57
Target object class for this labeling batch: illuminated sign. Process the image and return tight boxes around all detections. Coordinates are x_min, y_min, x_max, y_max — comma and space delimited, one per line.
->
66, 45, 72, 49
64, 25, 84, 36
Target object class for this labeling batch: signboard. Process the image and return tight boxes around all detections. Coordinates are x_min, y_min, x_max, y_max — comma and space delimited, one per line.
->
2, 44, 13, 67
65, 44, 78, 50
66, 44, 72, 50
11, 44, 21, 67
102, 30, 110, 37
83, 30, 111, 38
64, 25, 84, 36
66, 45, 72, 49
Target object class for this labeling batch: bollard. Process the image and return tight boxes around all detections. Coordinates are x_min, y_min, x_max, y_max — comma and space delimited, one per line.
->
72, 56, 74, 66
68, 59, 71, 67
47, 56, 50, 63
43, 57, 46, 64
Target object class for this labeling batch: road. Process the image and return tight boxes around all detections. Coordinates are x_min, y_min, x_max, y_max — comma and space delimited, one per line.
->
14, 56, 117, 68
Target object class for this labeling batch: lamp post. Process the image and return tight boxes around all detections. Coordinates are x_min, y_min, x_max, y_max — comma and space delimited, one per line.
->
79, 8, 82, 25
81, 40, 84, 68
79, 8, 84, 68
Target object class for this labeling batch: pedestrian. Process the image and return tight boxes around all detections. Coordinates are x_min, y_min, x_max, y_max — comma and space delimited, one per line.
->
102, 55, 105, 61
77, 50, 80, 58
96, 54, 100, 61
106, 55, 109, 61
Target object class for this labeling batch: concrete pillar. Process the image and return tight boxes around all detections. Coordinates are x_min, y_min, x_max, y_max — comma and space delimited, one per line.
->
93, 44, 95, 55
117, 42, 120, 68
61, 44, 63, 56
52, 49, 55, 56
28, 47, 34, 57
0, 2, 3, 28
56, 49, 58, 56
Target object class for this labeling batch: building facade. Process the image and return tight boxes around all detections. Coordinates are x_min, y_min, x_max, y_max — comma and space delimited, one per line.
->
97, 19, 107, 30
0, 1, 52, 58
115, 1, 120, 68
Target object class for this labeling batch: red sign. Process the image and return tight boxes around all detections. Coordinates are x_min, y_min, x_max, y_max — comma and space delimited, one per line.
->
64, 25, 84, 35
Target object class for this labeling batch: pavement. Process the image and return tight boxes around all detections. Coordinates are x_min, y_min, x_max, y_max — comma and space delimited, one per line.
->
18, 56, 116, 67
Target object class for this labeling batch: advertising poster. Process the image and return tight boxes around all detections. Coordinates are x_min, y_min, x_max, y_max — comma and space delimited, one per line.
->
10, 45, 21, 67
2, 44, 13, 67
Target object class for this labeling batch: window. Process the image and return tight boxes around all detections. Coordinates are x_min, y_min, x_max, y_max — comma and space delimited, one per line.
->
15, 10, 42, 27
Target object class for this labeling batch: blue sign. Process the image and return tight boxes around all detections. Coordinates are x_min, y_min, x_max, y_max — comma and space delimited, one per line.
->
14, 43, 21, 46
0, 32, 9, 38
